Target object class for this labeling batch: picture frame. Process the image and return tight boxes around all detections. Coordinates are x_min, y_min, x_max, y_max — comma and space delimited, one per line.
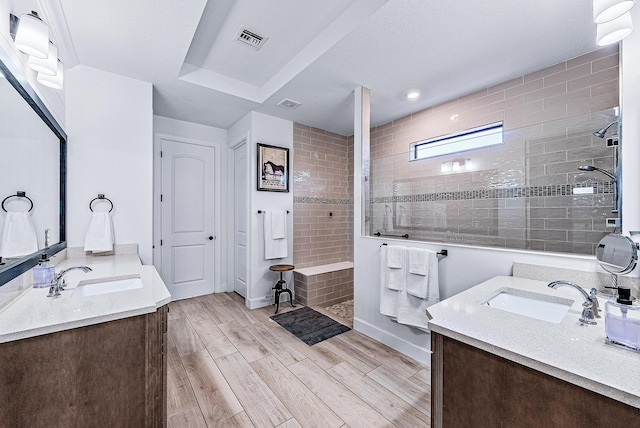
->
257, 143, 289, 192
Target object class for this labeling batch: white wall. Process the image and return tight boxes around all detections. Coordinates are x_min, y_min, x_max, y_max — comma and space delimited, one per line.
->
228, 112, 294, 309
153, 115, 229, 291
66, 65, 153, 264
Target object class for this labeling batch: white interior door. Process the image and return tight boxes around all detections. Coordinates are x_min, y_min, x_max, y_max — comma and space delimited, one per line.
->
233, 142, 248, 298
161, 139, 215, 300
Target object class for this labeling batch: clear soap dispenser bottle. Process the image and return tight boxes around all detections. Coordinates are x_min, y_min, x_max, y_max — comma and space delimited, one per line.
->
33, 254, 55, 288
605, 287, 640, 351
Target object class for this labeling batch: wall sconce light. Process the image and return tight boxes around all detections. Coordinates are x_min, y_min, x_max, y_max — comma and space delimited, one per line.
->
441, 159, 473, 174
593, 0, 636, 45
36, 59, 63, 89
597, 11, 634, 44
10, 11, 64, 89
28, 41, 57, 75
12, 11, 49, 58
593, 0, 636, 23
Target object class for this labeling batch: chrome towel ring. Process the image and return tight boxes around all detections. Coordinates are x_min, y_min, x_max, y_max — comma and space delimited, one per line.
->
1, 191, 33, 212
89, 194, 114, 213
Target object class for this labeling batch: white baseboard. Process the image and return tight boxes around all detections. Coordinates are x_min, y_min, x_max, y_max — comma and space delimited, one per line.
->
353, 317, 432, 366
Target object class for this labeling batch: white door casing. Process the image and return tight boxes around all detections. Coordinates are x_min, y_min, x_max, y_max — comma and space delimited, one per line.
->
161, 139, 215, 300
233, 142, 248, 298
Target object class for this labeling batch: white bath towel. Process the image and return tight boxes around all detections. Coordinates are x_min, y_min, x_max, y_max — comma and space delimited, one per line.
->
380, 246, 402, 318
271, 210, 286, 239
397, 291, 437, 330
264, 211, 287, 259
397, 248, 440, 329
84, 212, 114, 253
0, 211, 38, 258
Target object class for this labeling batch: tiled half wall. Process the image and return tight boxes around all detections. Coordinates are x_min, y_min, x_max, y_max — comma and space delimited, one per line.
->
368, 45, 620, 255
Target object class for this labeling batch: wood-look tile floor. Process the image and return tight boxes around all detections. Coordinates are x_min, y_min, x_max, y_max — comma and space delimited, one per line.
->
167, 293, 431, 428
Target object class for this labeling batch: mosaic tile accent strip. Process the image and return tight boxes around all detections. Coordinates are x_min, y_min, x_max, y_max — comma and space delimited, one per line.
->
372, 183, 613, 204
294, 197, 353, 205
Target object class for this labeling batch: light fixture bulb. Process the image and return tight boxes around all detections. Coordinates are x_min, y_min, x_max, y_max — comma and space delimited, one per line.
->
37, 59, 63, 89
593, 0, 636, 24
596, 11, 634, 45
28, 41, 58, 75
13, 11, 49, 59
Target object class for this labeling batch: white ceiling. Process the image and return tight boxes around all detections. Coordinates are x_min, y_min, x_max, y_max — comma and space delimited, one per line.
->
29, 0, 600, 136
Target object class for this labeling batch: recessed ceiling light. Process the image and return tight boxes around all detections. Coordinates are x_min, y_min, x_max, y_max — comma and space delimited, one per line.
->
404, 90, 421, 100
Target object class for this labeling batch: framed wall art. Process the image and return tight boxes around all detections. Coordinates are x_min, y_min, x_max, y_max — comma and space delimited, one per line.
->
257, 143, 289, 192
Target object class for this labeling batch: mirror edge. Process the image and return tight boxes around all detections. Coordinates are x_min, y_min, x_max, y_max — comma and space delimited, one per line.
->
0, 47, 67, 287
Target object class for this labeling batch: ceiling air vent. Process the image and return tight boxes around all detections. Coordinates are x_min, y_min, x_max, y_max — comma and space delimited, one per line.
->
236, 28, 267, 50
276, 98, 301, 110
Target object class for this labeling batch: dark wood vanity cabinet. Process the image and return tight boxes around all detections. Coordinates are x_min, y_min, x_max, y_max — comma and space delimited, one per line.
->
0, 305, 168, 427
431, 332, 640, 427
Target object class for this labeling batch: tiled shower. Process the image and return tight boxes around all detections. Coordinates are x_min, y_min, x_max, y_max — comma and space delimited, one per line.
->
367, 45, 620, 255
292, 125, 354, 268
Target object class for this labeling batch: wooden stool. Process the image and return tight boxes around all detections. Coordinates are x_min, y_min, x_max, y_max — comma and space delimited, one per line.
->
269, 264, 296, 314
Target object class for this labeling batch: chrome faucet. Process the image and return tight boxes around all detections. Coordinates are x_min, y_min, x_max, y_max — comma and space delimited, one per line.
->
47, 266, 92, 298
547, 280, 599, 325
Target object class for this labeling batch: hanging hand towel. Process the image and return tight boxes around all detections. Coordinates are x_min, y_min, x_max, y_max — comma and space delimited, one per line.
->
408, 248, 430, 276
383, 205, 393, 232
380, 246, 401, 318
407, 249, 439, 299
271, 210, 286, 239
84, 212, 114, 253
398, 206, 410, 227
386, 245, 404, 268
385, 245, 405, 290
264, 211, 287, 259
0, 211, 38, 258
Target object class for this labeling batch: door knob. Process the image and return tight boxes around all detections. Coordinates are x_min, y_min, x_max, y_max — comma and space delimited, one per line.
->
208, 236, 214, 240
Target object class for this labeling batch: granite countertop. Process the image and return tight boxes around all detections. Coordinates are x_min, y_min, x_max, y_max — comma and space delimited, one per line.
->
427, 275, 640, 409
0, 254, 171, 344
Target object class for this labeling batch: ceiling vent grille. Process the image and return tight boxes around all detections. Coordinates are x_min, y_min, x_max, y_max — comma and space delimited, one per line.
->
236, 28, 267, 50
276, 98, 301, 110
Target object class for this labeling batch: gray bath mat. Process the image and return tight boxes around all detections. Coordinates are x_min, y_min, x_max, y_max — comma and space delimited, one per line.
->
270, 306, 351, 346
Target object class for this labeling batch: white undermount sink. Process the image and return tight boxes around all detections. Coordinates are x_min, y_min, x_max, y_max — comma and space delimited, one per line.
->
71, 275, 143, 298
482, 288, 573, 323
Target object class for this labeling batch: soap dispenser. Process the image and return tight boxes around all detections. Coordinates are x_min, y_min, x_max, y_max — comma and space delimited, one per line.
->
33, 254, 55, 288
605, 287, 640, 351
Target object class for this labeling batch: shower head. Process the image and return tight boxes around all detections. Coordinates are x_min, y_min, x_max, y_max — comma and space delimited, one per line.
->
593, 121, 618, 138
578, 165, 617, 180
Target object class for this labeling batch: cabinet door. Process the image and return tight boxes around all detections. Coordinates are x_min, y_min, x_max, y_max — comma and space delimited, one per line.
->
431, 333, 640, 427
0, 307, 168, 427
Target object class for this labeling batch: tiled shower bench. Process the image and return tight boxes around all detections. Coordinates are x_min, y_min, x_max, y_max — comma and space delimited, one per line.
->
293, 261, 354, 307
